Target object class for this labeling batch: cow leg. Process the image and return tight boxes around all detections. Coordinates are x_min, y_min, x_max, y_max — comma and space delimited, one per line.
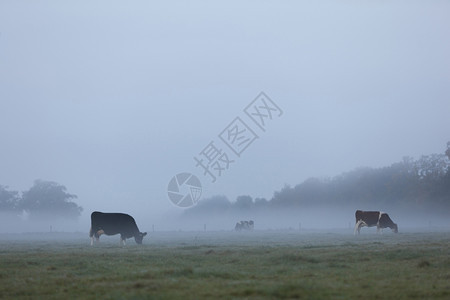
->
95, 230, 104, 243
90, 229, 102, 245
89, 227, 96, 246
89, 228, 93, 246
354, 220, 362, 235
377, 226, 382, 234
355, 220, 367, 235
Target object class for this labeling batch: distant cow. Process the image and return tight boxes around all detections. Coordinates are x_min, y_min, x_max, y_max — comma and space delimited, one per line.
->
90, 211, 147, 245
235, 220, 254, 231
354, 210, 398, 235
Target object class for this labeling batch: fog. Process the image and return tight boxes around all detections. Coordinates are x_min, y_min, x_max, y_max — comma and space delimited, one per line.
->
1, 205, 449, 236
1, 1, 450, 234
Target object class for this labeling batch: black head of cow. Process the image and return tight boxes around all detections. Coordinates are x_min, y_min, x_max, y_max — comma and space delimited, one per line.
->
135, 232, 147, 244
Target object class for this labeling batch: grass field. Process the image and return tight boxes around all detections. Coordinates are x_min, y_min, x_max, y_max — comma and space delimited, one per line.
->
0, 230, 449, 299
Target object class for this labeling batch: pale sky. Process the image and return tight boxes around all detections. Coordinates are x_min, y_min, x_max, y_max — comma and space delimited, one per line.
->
1, 1, 449, 222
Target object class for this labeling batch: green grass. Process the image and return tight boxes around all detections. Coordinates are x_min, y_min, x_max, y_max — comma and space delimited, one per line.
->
0, 231, 449, 299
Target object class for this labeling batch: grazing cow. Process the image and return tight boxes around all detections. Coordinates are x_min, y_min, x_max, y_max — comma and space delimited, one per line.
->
354, 210, 398, 235
89, 211, 147, 245
235, 220, 254, 231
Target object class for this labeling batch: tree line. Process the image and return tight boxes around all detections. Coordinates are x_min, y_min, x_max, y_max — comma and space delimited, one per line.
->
0, 180, 82, 219
2, 143, 449, 221
184, 143, 450, 217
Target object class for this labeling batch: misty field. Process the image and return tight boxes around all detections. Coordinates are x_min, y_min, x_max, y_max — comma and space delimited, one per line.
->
0, 230, 449, 299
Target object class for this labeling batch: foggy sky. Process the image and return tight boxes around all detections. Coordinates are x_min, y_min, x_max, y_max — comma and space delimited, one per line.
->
1, 1, 449, 223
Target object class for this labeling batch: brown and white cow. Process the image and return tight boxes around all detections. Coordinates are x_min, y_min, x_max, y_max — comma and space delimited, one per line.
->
354, 210, 398, 235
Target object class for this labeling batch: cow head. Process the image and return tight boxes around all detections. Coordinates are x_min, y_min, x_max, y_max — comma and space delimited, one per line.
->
392, 224, 398, 233
134, 232, 147, 244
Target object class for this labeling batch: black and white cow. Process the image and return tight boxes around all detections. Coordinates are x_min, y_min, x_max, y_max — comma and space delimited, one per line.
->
235, 220, 254, 231
89, 211, 147, 245
354, 210, 398, 235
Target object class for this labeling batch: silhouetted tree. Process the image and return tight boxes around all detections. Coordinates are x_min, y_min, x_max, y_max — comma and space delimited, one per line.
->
254, 197, 269, 209
19, 180, 82, 219
0, 185, 19, 212
414, 154, 449, 180
446, 141, 450, 160
234, 195, 253, 210
271, 184, 298, 208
